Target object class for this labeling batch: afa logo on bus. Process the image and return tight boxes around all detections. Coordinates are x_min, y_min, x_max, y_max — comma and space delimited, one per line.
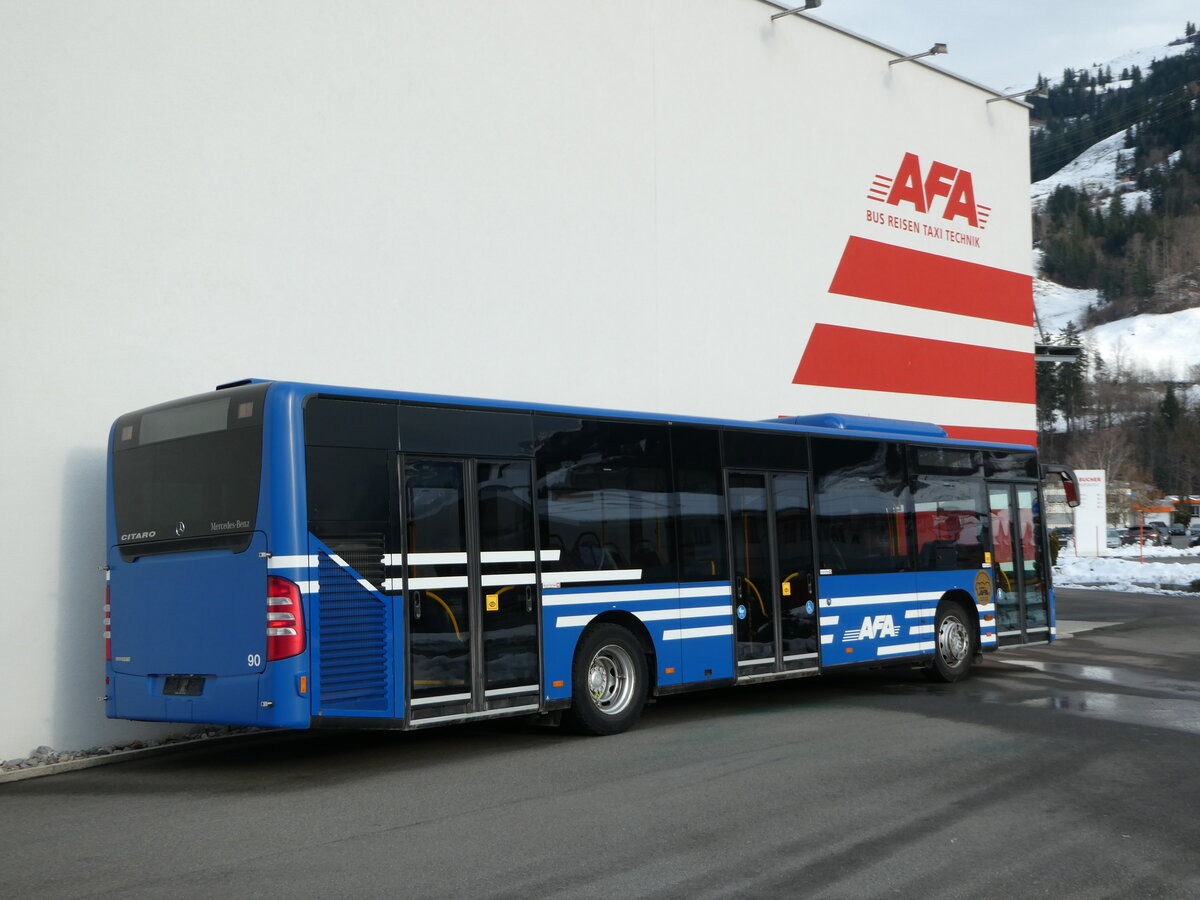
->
868, 152, 989, 229
844, 614, 901, 641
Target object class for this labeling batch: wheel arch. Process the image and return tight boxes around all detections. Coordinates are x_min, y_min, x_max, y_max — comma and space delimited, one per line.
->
574, 611, 660, 697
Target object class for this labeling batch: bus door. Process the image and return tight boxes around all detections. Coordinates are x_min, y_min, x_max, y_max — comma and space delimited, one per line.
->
727, 471, 820, 679
987, 482, 1050, 645
400, 457, 541, 724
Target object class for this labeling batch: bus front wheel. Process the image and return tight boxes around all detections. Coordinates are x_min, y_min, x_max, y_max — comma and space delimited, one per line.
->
927, 600, 976, 683
565, 624, 648, 735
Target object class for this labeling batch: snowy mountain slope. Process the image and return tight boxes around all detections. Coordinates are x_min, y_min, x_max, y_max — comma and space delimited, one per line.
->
1029, 130, 1138, 209
1031, 34, 1198, 376
1034, 255, 1197, 377
1070, 38, 1193, 91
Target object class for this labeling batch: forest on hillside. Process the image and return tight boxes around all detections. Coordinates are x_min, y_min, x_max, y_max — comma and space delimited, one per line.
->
1031, 29, 1200, 501
1037, 333, 1198, 503
1032, 42, 1200, 327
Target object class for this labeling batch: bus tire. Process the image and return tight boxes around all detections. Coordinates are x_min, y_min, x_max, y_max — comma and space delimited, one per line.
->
927, 600, 975, 683
565, 624, 648, 735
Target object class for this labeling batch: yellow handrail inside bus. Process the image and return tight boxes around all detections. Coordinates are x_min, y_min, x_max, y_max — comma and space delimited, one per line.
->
742, 577, 767, 616
425, 591, 462, 642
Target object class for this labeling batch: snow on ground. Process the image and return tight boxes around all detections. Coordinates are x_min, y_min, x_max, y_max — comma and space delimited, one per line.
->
1055, 541, 1200, 594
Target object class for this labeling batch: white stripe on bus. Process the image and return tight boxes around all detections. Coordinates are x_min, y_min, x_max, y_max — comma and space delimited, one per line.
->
543, 584, 729, 607
410, 692, 471, 707
737, 655, 774, 666
482, 573, 536, 587
662, 624, 733, 641
875, 641, 936, 656
268, 555, 319, 569
484, 685, 539, 698
399, 552, 467, 566
822, 594, 915, 608
410, 705, 539, 726
405, 576, 469, 590
542, 569, 643, 586
380, 550, 562, 566
556, 605, 732, 629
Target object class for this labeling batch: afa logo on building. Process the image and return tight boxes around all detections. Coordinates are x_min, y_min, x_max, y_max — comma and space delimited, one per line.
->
868, 152, 990, 229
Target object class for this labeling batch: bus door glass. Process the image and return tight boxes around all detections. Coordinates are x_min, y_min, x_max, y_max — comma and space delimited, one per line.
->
402, 457, 540, 721
988, 483, 1049, 645
728, 471, 819, 678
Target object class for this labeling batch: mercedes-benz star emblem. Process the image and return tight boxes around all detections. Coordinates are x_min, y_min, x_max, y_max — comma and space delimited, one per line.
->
175, 521, 186, 537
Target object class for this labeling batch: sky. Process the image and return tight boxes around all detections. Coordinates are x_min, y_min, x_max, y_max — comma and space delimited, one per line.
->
809, 1, 1192, 91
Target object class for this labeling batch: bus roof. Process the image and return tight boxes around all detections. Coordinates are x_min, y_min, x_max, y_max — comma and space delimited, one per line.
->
224, 379, 1037, 452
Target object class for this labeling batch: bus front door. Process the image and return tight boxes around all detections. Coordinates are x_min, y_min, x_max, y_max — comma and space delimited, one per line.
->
988, 482, 1050, 645
728, 471, 820, 679
401, 457, 541, 724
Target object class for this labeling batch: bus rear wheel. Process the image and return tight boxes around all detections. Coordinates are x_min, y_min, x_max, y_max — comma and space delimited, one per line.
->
565, 624, 648, 735
927, 600, 975, 683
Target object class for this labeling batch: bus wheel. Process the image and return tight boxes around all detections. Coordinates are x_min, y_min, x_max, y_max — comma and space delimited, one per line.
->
927, 601, 975, 683
566, 624, 648, 735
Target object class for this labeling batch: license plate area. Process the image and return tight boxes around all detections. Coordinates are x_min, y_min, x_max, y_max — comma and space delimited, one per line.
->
163, 675, 206, 696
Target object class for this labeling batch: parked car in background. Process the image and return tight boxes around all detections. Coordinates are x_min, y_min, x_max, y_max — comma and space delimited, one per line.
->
1120, 526, 1161, 546
1106, 527, 1122, 549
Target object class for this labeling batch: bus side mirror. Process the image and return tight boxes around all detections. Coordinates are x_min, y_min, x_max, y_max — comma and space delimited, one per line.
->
1041, 464, 1080, 508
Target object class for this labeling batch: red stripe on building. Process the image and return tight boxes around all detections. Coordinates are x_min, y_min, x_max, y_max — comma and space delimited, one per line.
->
941, 424, 1038, 447
829, 236, 1032, 326
792, 324, 1034, 404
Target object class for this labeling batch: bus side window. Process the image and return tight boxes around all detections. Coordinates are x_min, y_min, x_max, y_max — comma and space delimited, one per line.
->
813, 438, 911, 574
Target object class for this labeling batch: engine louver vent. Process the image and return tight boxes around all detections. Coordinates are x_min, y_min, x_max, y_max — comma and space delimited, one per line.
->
316, 553, 390, 712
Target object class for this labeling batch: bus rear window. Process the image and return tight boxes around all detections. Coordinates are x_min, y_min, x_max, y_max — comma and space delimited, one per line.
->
112, 386, 266, 556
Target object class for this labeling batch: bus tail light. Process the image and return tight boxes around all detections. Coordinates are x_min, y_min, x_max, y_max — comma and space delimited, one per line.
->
267, 576, 305, 661
104, 585, 112, 662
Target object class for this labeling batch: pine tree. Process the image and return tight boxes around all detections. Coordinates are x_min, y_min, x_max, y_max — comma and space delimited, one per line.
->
1058, 323, 1087, 430
1160, 382, 1181, 430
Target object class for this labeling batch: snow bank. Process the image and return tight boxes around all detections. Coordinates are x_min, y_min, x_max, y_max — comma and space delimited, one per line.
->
1055, 543, 1200, 594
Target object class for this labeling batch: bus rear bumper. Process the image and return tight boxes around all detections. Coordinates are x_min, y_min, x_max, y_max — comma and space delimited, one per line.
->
106, 668, 310, 729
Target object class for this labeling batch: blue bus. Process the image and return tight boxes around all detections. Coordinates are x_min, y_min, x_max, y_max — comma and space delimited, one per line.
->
105, 379, 1079, 735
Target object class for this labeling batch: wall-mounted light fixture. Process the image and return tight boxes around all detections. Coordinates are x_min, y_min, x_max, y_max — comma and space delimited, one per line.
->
770, 1, 822, 20
986, 86, 1050, 104
888, 43, 948, 66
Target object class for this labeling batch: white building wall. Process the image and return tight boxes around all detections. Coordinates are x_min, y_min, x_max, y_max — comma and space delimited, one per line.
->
0, 1, 1032, 759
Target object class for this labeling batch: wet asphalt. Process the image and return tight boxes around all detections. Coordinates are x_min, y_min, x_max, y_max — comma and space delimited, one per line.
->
2, 588, 1198, 899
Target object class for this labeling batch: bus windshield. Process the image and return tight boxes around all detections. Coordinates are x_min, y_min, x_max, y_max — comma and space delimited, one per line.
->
111, 385, 267, 557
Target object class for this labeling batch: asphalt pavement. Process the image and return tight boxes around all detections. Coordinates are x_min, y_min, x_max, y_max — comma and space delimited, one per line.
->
2, 588, 1199, 899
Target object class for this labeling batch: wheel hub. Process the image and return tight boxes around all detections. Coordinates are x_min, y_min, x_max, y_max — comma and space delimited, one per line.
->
938, 615, 970, 666
587, 644, 633, 715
